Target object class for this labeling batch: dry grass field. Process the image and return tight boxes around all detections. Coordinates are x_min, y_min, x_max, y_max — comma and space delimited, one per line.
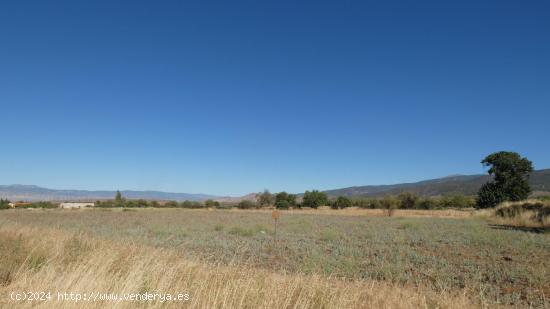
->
0, 208, 548, 308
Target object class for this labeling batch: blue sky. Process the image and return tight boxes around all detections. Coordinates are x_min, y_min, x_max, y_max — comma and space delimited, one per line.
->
1, 0, 549, 196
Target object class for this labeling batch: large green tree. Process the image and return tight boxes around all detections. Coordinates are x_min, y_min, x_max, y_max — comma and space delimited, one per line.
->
476, 151, 533, 208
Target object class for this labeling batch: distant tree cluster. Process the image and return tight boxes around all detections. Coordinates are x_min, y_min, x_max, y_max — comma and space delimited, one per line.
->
1, 151, 536, 212
331, 196, 351, 209
95, 191, 214, 209
302, 190, 328, 209
0, 199, 10, 209
275, 192, 297, 209
257, 190, 274, 207
0, 199, 57, 209
348, 193, 476, 210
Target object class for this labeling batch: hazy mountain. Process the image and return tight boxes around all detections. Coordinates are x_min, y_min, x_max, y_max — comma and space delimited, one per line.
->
0, 185, 221, 202
215, 193, 258, 203
323, 169, 550, 198
2, 169, 549, 202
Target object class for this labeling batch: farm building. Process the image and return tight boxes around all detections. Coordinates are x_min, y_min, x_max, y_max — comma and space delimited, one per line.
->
60, 202, 95, 209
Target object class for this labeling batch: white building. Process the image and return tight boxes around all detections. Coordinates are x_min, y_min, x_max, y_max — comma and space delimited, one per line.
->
60, 202, 95, 209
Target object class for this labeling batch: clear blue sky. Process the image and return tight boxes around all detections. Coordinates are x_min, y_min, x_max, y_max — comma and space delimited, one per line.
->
1, 0, 549, 196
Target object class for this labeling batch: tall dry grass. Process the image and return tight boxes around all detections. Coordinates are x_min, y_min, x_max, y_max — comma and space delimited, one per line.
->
488, 200, 550, 228
0, 224, 480, 309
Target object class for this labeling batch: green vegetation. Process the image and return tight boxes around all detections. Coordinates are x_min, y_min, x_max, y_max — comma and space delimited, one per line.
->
0, 209, 547, 307
18, 202, 57, 209
114, 190, 125, 207
0, 199, 9, 209
397, 192, 418, 209
237, 200, 257, 209
331, 196, 352, 209
380, 196, 399, 216
302, 190, 327, 209
477, 151, 534, 208
351, 193, 475, 210
205, 199, 220, 208
257, 189, 274, 207
275, 191, 296, 209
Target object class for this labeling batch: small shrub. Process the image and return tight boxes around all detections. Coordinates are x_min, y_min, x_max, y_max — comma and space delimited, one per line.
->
416, 198, 438, 209
205, 199, 220, 208
237, 200, 257, 209
23, 202, 57, 209
380, 196, 398, 216
275, 200, 290, 209
180, 200, 203, 209
439, 194, 475, 209
257, 190, 274, 207
332, 196, 352, 209
0, 199, 10, 210
397, 192, 418, 209
275, 192, 296, 207
164, 201, 179, 208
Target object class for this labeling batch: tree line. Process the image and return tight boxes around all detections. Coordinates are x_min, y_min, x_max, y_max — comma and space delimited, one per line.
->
0, 151, 541, 211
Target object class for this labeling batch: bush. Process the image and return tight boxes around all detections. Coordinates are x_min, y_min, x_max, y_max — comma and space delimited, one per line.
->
205, 199, 220, 208
23, 202, 57, 209
257, 190, 274, 207
164, 201, 179, 208
380, 196, 399, 216
302, 190, 327, 209
275, 192, 296, 207
96, 200, 114, 208
332, 196, 352, 209
397, 192, 418, 209
237, 200, 257, 209
124, 200, 138, 208
0, 199, 10, 210
275, 200, 290, 209
415, 198, 438, 209
180, 200, 203, 209
439, 194, 475, 209
476, 182, 506, 209
134, 199, 149, 207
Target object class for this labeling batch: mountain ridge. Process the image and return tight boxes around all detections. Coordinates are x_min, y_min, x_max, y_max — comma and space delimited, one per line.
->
323, 169, 550, 198
1, 169, 549, 202
0, 185, 222, 202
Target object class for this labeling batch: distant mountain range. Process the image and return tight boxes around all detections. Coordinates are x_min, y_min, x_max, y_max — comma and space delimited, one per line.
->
1, 169, 549, 202
323, 169, 550, 198
0, 185, 220, 202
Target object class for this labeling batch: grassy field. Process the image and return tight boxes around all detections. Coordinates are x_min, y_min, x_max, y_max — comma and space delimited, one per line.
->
0, 208, 548, 308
